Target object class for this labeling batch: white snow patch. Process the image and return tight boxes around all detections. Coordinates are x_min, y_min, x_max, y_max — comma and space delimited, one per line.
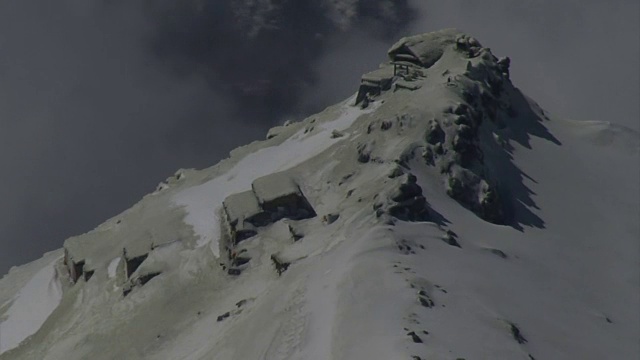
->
174, 96, 377, 256
0, 257, 63, 354
107, 257, 120, 279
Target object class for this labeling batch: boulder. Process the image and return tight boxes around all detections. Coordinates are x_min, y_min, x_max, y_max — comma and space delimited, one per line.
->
386, 174, 430, 222
426, 121, 445, 145
357, 142, 373, 163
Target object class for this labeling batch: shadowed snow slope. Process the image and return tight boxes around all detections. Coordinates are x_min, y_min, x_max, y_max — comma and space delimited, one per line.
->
0, 29, 638, 360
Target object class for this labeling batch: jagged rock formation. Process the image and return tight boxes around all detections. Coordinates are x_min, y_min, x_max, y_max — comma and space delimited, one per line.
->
352, 30, 516, 224
1, 29, 638, 360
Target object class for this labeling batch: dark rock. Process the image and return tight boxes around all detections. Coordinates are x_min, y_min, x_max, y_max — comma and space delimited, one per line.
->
509, 323, 527, 344
398, 146, 419, 167
388, 196, 430, 222
452, 133, 474, 154
457, 124, 474, 139
357, 142, 372, 163
454, 114, 469, 125
442, 233, 461, 248
228, 268, 242, 276
137, 272, 161, 286
391, 182, 423, 202
426, 121, 445, 145
481, 188, 502, 218
423, 147, 435, 166
446, 172, 505, 224
288, 224, 304, 242
434, 143, 444, 155
489, 249, 508, 259
270, 254, 290, 276
217, 312, 230, 322
323, 213, 340, 224
388, 166, 405, 178
419, 295, 435, 308
380, 120, 393, 131
83, 270, 95, 282
497, 56, 511, 78
124, 253, 148, 279
453, 103, 471, 116
340, 173, 354, 184
232, 256, 251, 266
330, 130, 344, 138
407, 331, 423, 343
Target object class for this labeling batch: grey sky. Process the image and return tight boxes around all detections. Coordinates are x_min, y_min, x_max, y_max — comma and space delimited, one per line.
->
1, 1, 638, 275
410, 0, 639, 130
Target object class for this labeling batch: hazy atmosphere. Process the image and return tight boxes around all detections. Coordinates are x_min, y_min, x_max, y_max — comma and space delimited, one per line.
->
1, 0, 638, 275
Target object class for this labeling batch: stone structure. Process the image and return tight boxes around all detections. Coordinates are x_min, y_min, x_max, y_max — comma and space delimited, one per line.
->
222, 172, 316, 246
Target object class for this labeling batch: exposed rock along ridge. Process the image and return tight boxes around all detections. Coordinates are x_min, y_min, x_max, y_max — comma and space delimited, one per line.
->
4, 28, 529, 357
59, 28, 524, 287
1, 28, 634, 360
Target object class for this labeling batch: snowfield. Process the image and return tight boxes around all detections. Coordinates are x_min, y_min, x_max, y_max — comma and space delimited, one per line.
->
173, 95, 379, 256
0, 29, 638, 360
0, 254, 62, 355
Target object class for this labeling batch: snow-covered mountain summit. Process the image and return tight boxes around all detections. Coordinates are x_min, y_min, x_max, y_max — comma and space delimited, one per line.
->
1, 29, 638, 360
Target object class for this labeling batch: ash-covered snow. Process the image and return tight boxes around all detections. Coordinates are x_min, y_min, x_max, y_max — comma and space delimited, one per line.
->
0, 29, 637, 360
173, 95, 379, 256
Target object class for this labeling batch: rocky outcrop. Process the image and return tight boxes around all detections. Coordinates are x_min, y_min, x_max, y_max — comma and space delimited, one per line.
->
413, 34, 512, 224
342, 30, 513, 224
375, 173, 431, 222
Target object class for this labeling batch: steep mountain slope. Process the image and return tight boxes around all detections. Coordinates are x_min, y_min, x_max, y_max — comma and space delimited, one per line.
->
1, 29, 638, 360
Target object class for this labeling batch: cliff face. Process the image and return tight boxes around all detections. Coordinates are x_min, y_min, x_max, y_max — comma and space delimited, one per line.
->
1, 29, 638, 360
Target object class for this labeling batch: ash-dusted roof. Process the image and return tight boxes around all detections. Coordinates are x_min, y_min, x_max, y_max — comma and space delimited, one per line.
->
361, 66, 395, 86
252, 172, 301, 205
222, 190, 262, 225
388, 29, 462, 68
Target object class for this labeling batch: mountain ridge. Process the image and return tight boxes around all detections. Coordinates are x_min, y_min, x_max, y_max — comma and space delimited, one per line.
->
1, 28, 638, 360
